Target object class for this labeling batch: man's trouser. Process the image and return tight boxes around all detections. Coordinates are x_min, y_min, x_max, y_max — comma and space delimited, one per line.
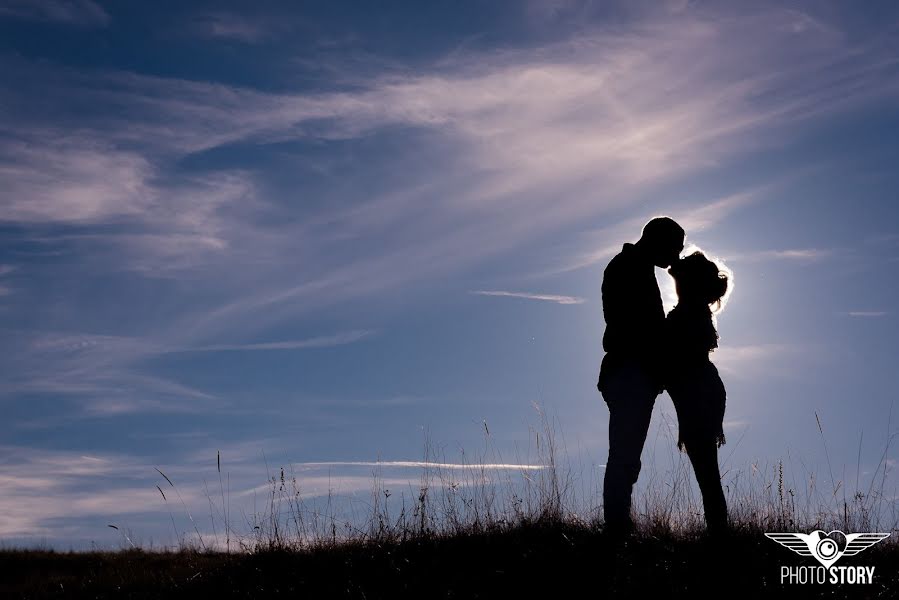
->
599, 360, 658, 531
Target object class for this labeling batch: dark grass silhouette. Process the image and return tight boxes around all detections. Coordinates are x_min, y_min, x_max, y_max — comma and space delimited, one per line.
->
3, 404, 899, 599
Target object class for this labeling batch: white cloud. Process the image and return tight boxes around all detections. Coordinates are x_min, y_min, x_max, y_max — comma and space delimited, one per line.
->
0, 441, 549, 543
847, 311, 888, 318
5, 5, 895, 237
730, 248, 833, 262
1, 3, 897, 423
675, 192, 760, 234
191, 12, 276, 43
234, 459, 549, 503
0, 446, 168, 538
170, 330, 378, 352
531, 188, 764, 278
289, 460, 546, 471
711, 343, 798, 378
470, 290, 585, 305
0, 137, 155, 223
723, 419, 750, 430
1, 329, 377, 417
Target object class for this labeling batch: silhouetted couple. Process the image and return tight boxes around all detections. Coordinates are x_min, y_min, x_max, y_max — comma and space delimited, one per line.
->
597, 217, 730, 537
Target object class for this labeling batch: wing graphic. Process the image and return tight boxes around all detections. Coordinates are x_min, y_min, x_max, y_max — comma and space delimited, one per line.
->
842, 533, 890, 556
765, 532, 818, 556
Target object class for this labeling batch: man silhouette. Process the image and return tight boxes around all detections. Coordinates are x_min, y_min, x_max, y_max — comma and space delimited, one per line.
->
597, 216, 685, 535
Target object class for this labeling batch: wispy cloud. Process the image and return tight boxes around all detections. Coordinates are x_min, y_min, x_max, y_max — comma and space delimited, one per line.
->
712, 344, 801, 379
730, 248, 833, 262
470, 290, 585, 305
1, 3, 897, 451
289, 460, 546, 471
675, 191, 760, 234
0, 136, 156, 223
0, 265, 14, 299
1, 3, 893, 374
0, 446, 169, 538
0, 442, 528, 543
1, 329, 377, 417
189, 11, 284, 43
532, 188, 766, 277
0, 0, 109, 26
847, 311, 888, 317
170, 330, 378, 353
234, 460, 548, 501
0, 442, 298, 544
1, 333, 206, 413
4, 6, 895, 290
723, 419, 750, 430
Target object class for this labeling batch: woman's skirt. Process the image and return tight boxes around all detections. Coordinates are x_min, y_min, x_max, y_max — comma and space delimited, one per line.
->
666, 360, 727, 452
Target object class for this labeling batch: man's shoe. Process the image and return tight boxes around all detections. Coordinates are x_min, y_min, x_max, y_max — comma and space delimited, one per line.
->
604, 518, 636, 541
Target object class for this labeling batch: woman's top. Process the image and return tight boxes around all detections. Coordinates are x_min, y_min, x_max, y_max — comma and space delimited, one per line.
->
664, 301, 718, 375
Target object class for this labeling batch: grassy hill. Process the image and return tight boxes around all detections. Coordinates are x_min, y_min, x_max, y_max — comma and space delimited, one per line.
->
3, 516, 899, 599
4, 412, 898, 598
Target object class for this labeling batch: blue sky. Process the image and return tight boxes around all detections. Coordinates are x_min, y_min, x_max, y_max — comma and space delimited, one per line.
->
1, 0, 899, 550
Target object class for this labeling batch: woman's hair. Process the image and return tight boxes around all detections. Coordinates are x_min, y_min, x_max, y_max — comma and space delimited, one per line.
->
669, 250, 731, 311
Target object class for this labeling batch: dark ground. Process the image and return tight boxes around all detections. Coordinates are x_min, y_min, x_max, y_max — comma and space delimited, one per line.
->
3, 521, 898, 599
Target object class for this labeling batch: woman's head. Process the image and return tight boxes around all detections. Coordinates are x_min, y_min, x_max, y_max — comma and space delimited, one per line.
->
668, 250, 731, 311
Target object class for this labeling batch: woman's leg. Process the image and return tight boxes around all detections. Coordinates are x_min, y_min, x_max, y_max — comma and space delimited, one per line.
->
684, 439, 728, 533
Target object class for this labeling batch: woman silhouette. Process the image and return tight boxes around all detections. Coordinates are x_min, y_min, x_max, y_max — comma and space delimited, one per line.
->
664, 250, 731, 535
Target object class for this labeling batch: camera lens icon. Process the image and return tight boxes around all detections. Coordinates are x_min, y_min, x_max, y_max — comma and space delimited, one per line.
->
816, 538, 839, 560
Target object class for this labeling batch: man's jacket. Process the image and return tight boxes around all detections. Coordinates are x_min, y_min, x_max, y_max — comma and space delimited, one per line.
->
597, 242, 666, 393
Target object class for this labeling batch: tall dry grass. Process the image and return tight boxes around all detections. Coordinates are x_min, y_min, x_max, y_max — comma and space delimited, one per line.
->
147, 400, 899, 555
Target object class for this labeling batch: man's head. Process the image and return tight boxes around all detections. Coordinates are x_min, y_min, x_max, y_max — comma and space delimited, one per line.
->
636, 216, 685, 268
